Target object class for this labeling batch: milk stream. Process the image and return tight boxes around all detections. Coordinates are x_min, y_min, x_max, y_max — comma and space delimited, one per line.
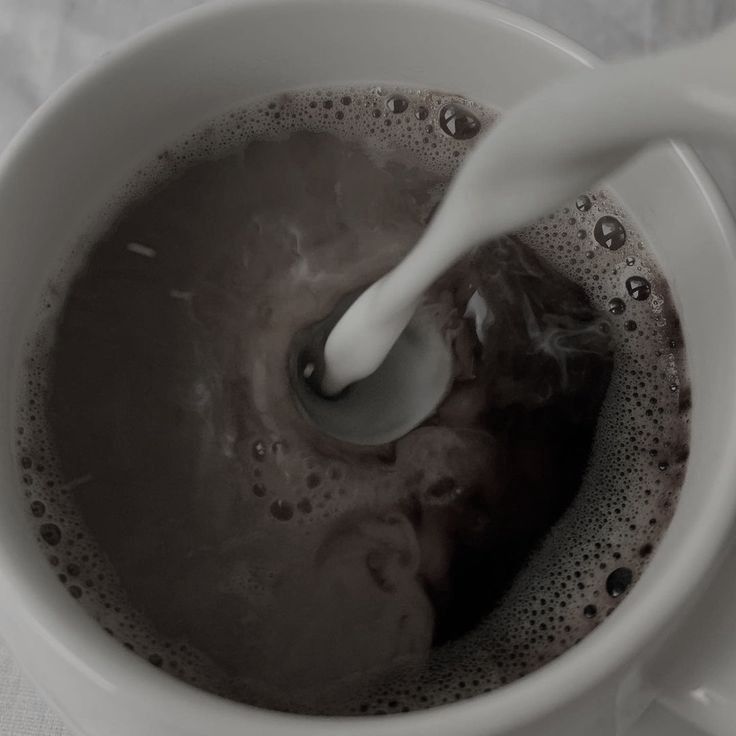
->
322, 21, 736, 395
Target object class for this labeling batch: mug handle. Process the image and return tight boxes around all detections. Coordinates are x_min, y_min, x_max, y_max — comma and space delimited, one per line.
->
648, 540, 736, 735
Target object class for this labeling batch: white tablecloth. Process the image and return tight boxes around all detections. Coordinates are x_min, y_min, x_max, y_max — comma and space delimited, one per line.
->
1, 1, 734, 734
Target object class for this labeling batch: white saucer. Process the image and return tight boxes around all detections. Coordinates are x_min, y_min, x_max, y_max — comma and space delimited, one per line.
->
629, 703, 705, 736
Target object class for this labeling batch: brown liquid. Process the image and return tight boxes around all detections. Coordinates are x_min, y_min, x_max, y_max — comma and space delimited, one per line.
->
17, 87, 690, 715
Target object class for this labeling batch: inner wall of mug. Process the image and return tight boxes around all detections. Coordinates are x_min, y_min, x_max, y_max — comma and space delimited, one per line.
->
1, 0, 736, 728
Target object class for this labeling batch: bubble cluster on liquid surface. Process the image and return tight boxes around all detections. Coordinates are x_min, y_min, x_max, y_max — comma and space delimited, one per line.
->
15, 85, 689, 715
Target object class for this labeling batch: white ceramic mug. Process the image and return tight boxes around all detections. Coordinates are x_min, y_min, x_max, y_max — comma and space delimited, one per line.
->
1, 1, 736, 735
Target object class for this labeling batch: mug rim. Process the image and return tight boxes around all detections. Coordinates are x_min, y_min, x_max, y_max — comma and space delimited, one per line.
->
2, 0, 736, 733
